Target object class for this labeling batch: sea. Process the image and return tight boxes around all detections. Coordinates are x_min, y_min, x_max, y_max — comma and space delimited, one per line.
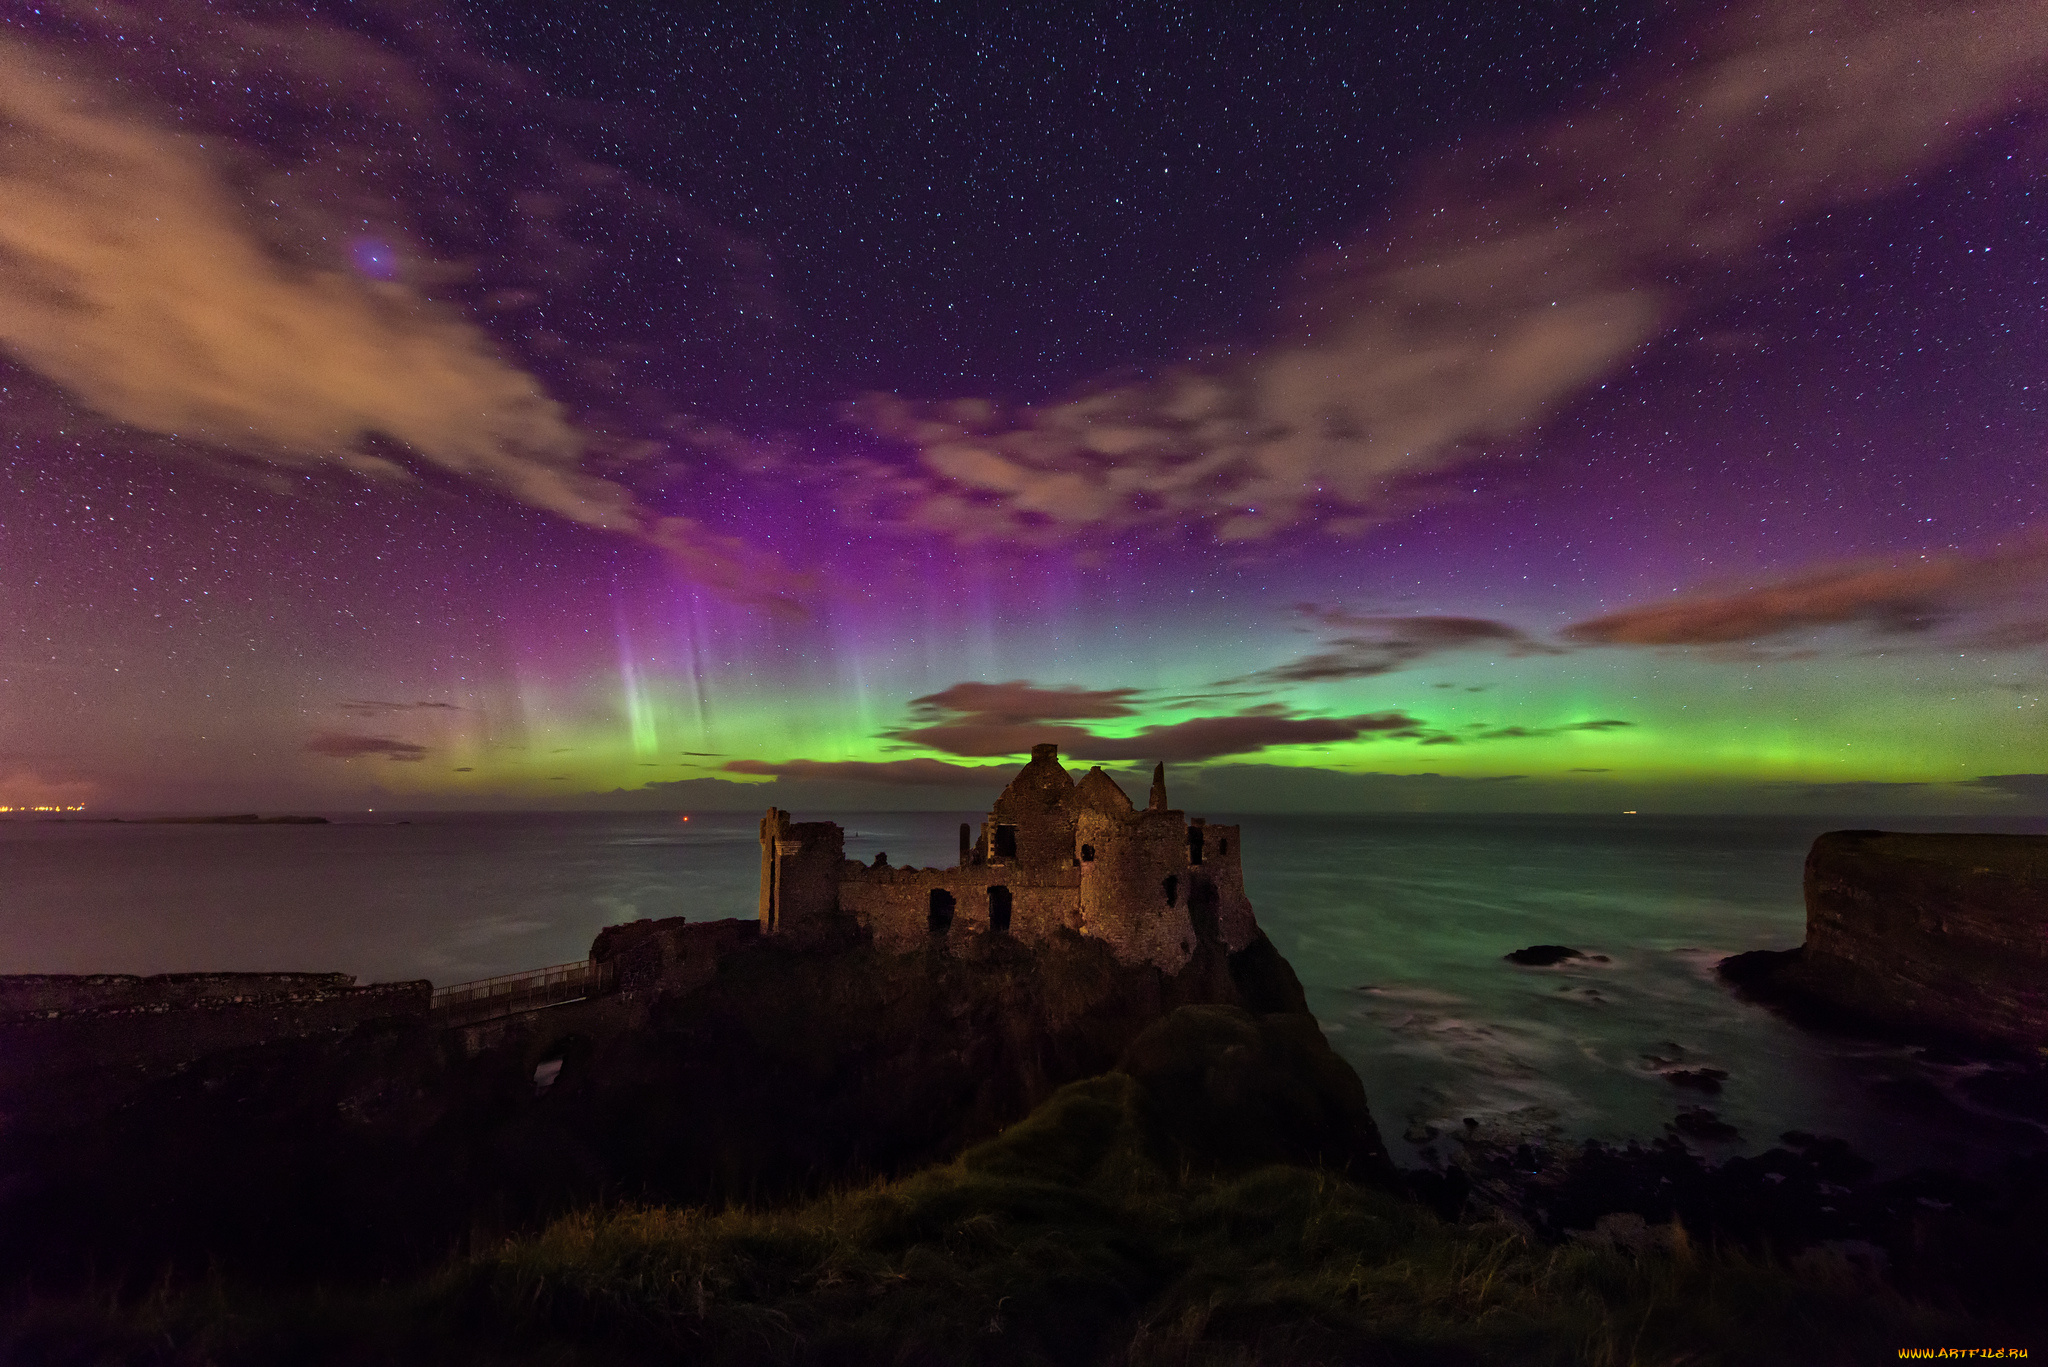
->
5, 809, 2044, 1175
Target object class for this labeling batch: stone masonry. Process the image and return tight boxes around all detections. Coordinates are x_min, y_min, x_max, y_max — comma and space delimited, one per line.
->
759, 744, 1257, 972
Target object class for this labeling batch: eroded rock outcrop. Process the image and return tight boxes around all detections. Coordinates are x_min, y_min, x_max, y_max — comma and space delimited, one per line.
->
1721, 829, 2048, 1051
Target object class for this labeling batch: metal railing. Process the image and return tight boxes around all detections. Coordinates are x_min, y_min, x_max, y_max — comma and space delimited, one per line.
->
430, 958, 616, 1027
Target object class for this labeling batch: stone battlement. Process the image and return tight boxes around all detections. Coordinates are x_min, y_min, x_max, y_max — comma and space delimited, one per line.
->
760, 744, 1258, 972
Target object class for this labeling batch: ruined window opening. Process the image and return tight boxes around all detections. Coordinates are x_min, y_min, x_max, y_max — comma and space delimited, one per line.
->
1219, 837, 1229, 857
994, 825, 1017, 859
928, 888, 955, 934
1080, 843, 1096, 862
1162, 874, 1178, 907
988, 885, 1012, 934
1187, 826, 1204, 865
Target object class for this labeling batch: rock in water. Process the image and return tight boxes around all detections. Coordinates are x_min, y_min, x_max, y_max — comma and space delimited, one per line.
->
1505, 944, 1585, 966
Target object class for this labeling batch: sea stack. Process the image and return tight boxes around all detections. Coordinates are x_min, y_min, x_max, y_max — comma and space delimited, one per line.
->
1721, 829, 2048, 1051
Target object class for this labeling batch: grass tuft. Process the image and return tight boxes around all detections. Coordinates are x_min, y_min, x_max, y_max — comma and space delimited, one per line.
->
7, 1063, 1977, 1366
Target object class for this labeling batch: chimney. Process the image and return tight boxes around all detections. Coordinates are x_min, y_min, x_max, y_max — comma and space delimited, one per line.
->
1149, 762, 1168, 812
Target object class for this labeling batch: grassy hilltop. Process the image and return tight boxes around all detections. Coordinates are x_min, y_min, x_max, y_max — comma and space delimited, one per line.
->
6, 1005, 1992, 1367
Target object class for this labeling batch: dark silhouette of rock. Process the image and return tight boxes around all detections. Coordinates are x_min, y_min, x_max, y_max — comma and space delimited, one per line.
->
1720, 830, 2048, 1052
1505, 944, 1585, 966
1670, 1107, 1740, 1141
1663, 1068, 1729, 1094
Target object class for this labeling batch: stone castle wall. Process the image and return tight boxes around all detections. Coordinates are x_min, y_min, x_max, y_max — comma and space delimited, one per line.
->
759, 746, 1263, 973
838, 862, 1082, 952
592, 915, 761, 1004
1078, 808, 1199, 971
760, 808, 845, 938
1187, 823, 1257, 952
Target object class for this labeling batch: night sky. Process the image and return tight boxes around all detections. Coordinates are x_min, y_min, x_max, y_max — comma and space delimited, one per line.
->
1, 0, 2043, 815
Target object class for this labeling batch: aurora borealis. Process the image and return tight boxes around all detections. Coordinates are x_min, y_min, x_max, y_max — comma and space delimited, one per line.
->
1, 1, 2042, 816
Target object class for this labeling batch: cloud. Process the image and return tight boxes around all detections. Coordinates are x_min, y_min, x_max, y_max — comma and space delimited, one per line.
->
1402, 717, 1635, 745
894, 709, 1423, 763
0, 20, 801, 610
304, 732, 429, 762
846, 1, 2048, 545
723, 758, 1019, 787
1563, 541, 2048, 648
906, 681, 1143, 724
1233, 606, 1562, 683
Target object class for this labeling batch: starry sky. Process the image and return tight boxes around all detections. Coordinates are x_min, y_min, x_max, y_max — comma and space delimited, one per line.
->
1, 0, 2043, 816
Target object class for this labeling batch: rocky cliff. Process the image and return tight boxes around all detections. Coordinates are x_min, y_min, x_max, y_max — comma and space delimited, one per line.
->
0, 919, 1390, 1290
1721, 829, 2048, 1051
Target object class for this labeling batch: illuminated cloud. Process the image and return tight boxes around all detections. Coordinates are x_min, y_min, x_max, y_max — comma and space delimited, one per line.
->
894, 708, 1423, 763
304, 733, 429, 762
907, 681, 1143, 723
1563, 541, 2048, 648
1234, 606, 1561, 684
0, 27, 800, 610
723, 758, 1019, 786
1472, 720, 1633, 741
850, 1, 2048, 545
1407, 718, 1634, 746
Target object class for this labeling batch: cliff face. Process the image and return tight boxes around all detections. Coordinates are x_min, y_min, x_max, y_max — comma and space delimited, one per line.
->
0, 923, 1390, 1290
1721, 830, 2048, 1051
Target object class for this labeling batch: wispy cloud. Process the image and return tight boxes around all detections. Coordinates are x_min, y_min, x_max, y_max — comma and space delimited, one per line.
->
0, 22, 801, 610
892, 702, 1423, 764
1563, 541, 2048, 649
1411, 719, 1635, 746
304, 732, 429, 762
1231, 605, 1562, 684
338, 700, 462, 716
845, 1, 2048, 546
906, 681, 1144, 724
723, 758, 1018, 787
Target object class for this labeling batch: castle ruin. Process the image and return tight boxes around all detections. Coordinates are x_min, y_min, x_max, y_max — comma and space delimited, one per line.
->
758, 744, 1257, 972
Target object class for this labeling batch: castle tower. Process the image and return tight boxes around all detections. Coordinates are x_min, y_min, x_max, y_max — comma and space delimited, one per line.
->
758, 807, 844, 938
1078, 762, 1197, 972
983, 742, 1079, 871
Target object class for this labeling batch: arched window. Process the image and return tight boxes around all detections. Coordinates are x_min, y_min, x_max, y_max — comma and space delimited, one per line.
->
928, 888, 955, 933
1080, 843, 1096, 862
1162, 874, 1179, 907
988, 885, 1012, 933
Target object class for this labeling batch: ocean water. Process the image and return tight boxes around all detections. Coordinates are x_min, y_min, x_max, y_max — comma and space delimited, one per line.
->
4, 809, 2042, 1174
